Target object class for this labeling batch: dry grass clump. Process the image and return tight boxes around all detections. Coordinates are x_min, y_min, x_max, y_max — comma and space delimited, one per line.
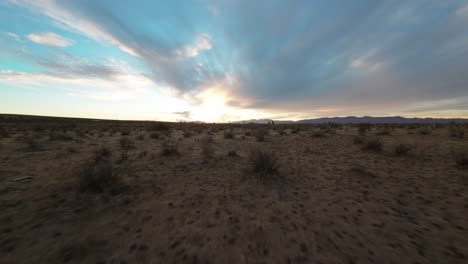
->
418, 128, 432, 135
353, 137, 364, 145
136, 134, 145, 140
161, 140, 180, 156
454, 151, 468, 168
255, 127, 268, 142
78, 158, 125, 194
395, 143, 412, 156
119, 137, 133, 161
49, 131, 73, 141
449, 126, 464, 139
224, 129, 234, 139
149, 122, 169, 132
0, 127, 10, 138
201, 136, 215, 160
376, 129, 391, 136
94, 146, 112, 161
358, 123, 371, 136
362, 139, 383, 152
248, 149, 280, 177
183, 130, 192, 138
149, 132, 160, 139
227, 150, 238, 157
311, 130, 325, 138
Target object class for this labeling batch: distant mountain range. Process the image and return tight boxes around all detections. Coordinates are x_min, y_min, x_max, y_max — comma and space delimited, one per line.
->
236, 116, 468, 124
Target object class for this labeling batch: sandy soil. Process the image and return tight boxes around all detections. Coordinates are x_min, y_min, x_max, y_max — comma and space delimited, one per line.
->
0, 119, 467, 263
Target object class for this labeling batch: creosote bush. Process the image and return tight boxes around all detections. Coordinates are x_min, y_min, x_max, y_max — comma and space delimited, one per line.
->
454, 151, 468, 168
161, 140, 179, 156
201, 136, 214, 160
78, 158, 125, 194
362, 139, 383, 152
353, 137, 364, 145
224, 129, 234, 139
248, 149, 280, 177
255, 127, 268, 142
395, 144, 411, 156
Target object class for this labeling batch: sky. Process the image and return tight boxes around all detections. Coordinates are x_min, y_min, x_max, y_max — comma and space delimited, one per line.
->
1, 0, 468, 122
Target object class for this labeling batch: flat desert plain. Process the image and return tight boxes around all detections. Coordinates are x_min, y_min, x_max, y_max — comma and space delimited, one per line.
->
0, 117, 467, 264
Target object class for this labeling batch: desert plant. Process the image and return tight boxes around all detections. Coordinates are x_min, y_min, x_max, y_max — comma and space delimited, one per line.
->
248, 149, 280, 177
395, 143, 411, 156
311, 130, 325, 138
224, 129, 234, 139
119, 137, 133, 161
78, 158, 125, 193
136, 134, 145, 140
49, 131, 73, 141
161, 140, 179, 156
149, 122, 169, 131
255, 127, 268, 142
376, 129, 391, 136
183, 130, 192, 138
449, 126, 464, 139
454, 151, 468, 168
25, 137, 42, 151
149, 132, 160, 139
418, 128, 431, 135
94, 146, 112, 161
362, 139, 383, 152
227, 150, 238, 157
358, 123, 371, 136
353, 137, 364, 145
201, 136, 214, 160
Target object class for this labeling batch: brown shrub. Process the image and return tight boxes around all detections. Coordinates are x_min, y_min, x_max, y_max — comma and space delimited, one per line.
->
248, 149, 280, 177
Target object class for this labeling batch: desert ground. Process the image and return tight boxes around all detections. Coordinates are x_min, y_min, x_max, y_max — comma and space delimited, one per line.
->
0, 115, 467, 264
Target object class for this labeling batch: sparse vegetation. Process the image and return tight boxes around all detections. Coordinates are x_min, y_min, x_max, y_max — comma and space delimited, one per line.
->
227, 150, 238, 157
248, 149, 280, 177
224, 129, 234, 139
150, 132, 160, 139
201, 136, 214, 160
449, 126, 464, 139
49, 131, 73, 141
454, 151, 468, 168
353, 136, 364, 145
78, 158, 125, 194
358, 123, 371, 136
161, 140, 179, 156
362, 139, 383, 152
418, 128, 431, 135
395, 143, 412, 156
255, 127, 268, 142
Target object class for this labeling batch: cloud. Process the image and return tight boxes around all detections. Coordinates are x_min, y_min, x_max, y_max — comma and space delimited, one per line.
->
7, 0, 468, 118
27, 32, 73, 47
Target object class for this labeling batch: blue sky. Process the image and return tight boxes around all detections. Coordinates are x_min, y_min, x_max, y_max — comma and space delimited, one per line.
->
1, 0, 468, 121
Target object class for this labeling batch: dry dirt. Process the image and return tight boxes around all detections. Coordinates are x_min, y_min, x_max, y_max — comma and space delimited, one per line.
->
0, 119, 467, 264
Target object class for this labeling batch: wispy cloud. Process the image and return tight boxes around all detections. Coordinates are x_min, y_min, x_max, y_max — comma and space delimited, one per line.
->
27, 32, 73, 47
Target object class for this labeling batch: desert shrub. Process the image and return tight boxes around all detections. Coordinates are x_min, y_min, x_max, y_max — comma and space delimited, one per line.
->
353, 137, 364, 145
94, 146, 112, 161
67, 147, 77, 153
224, 129, 234, 139
358, 123, 371, 136
276, 128, 286, 135
149, 122, 169, 131
201, 136, 214, 160
136, 134, 145, 140
248, 149, 280, 177
255, 127, 268, 142
376, 129, 391, 136
227, 150, 238, 157
78, 158, 125, 194
0, 127, 10, 138
362, 139, 383, 152
25, 137, 42, 151
395, 144, 411, 156
454, 151, 468, 168
183, 130, 192, 138
161, 140, 179, 156
32, 125, 45, 133
449, 126, 464, 139
120, 129, 131, 136
119, 137, 133, 161
245, 130, 252, 136
312, 130, 325, 138
49, 131, 73, 141
418, 128, 431, 135
150, 132, 160, 139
